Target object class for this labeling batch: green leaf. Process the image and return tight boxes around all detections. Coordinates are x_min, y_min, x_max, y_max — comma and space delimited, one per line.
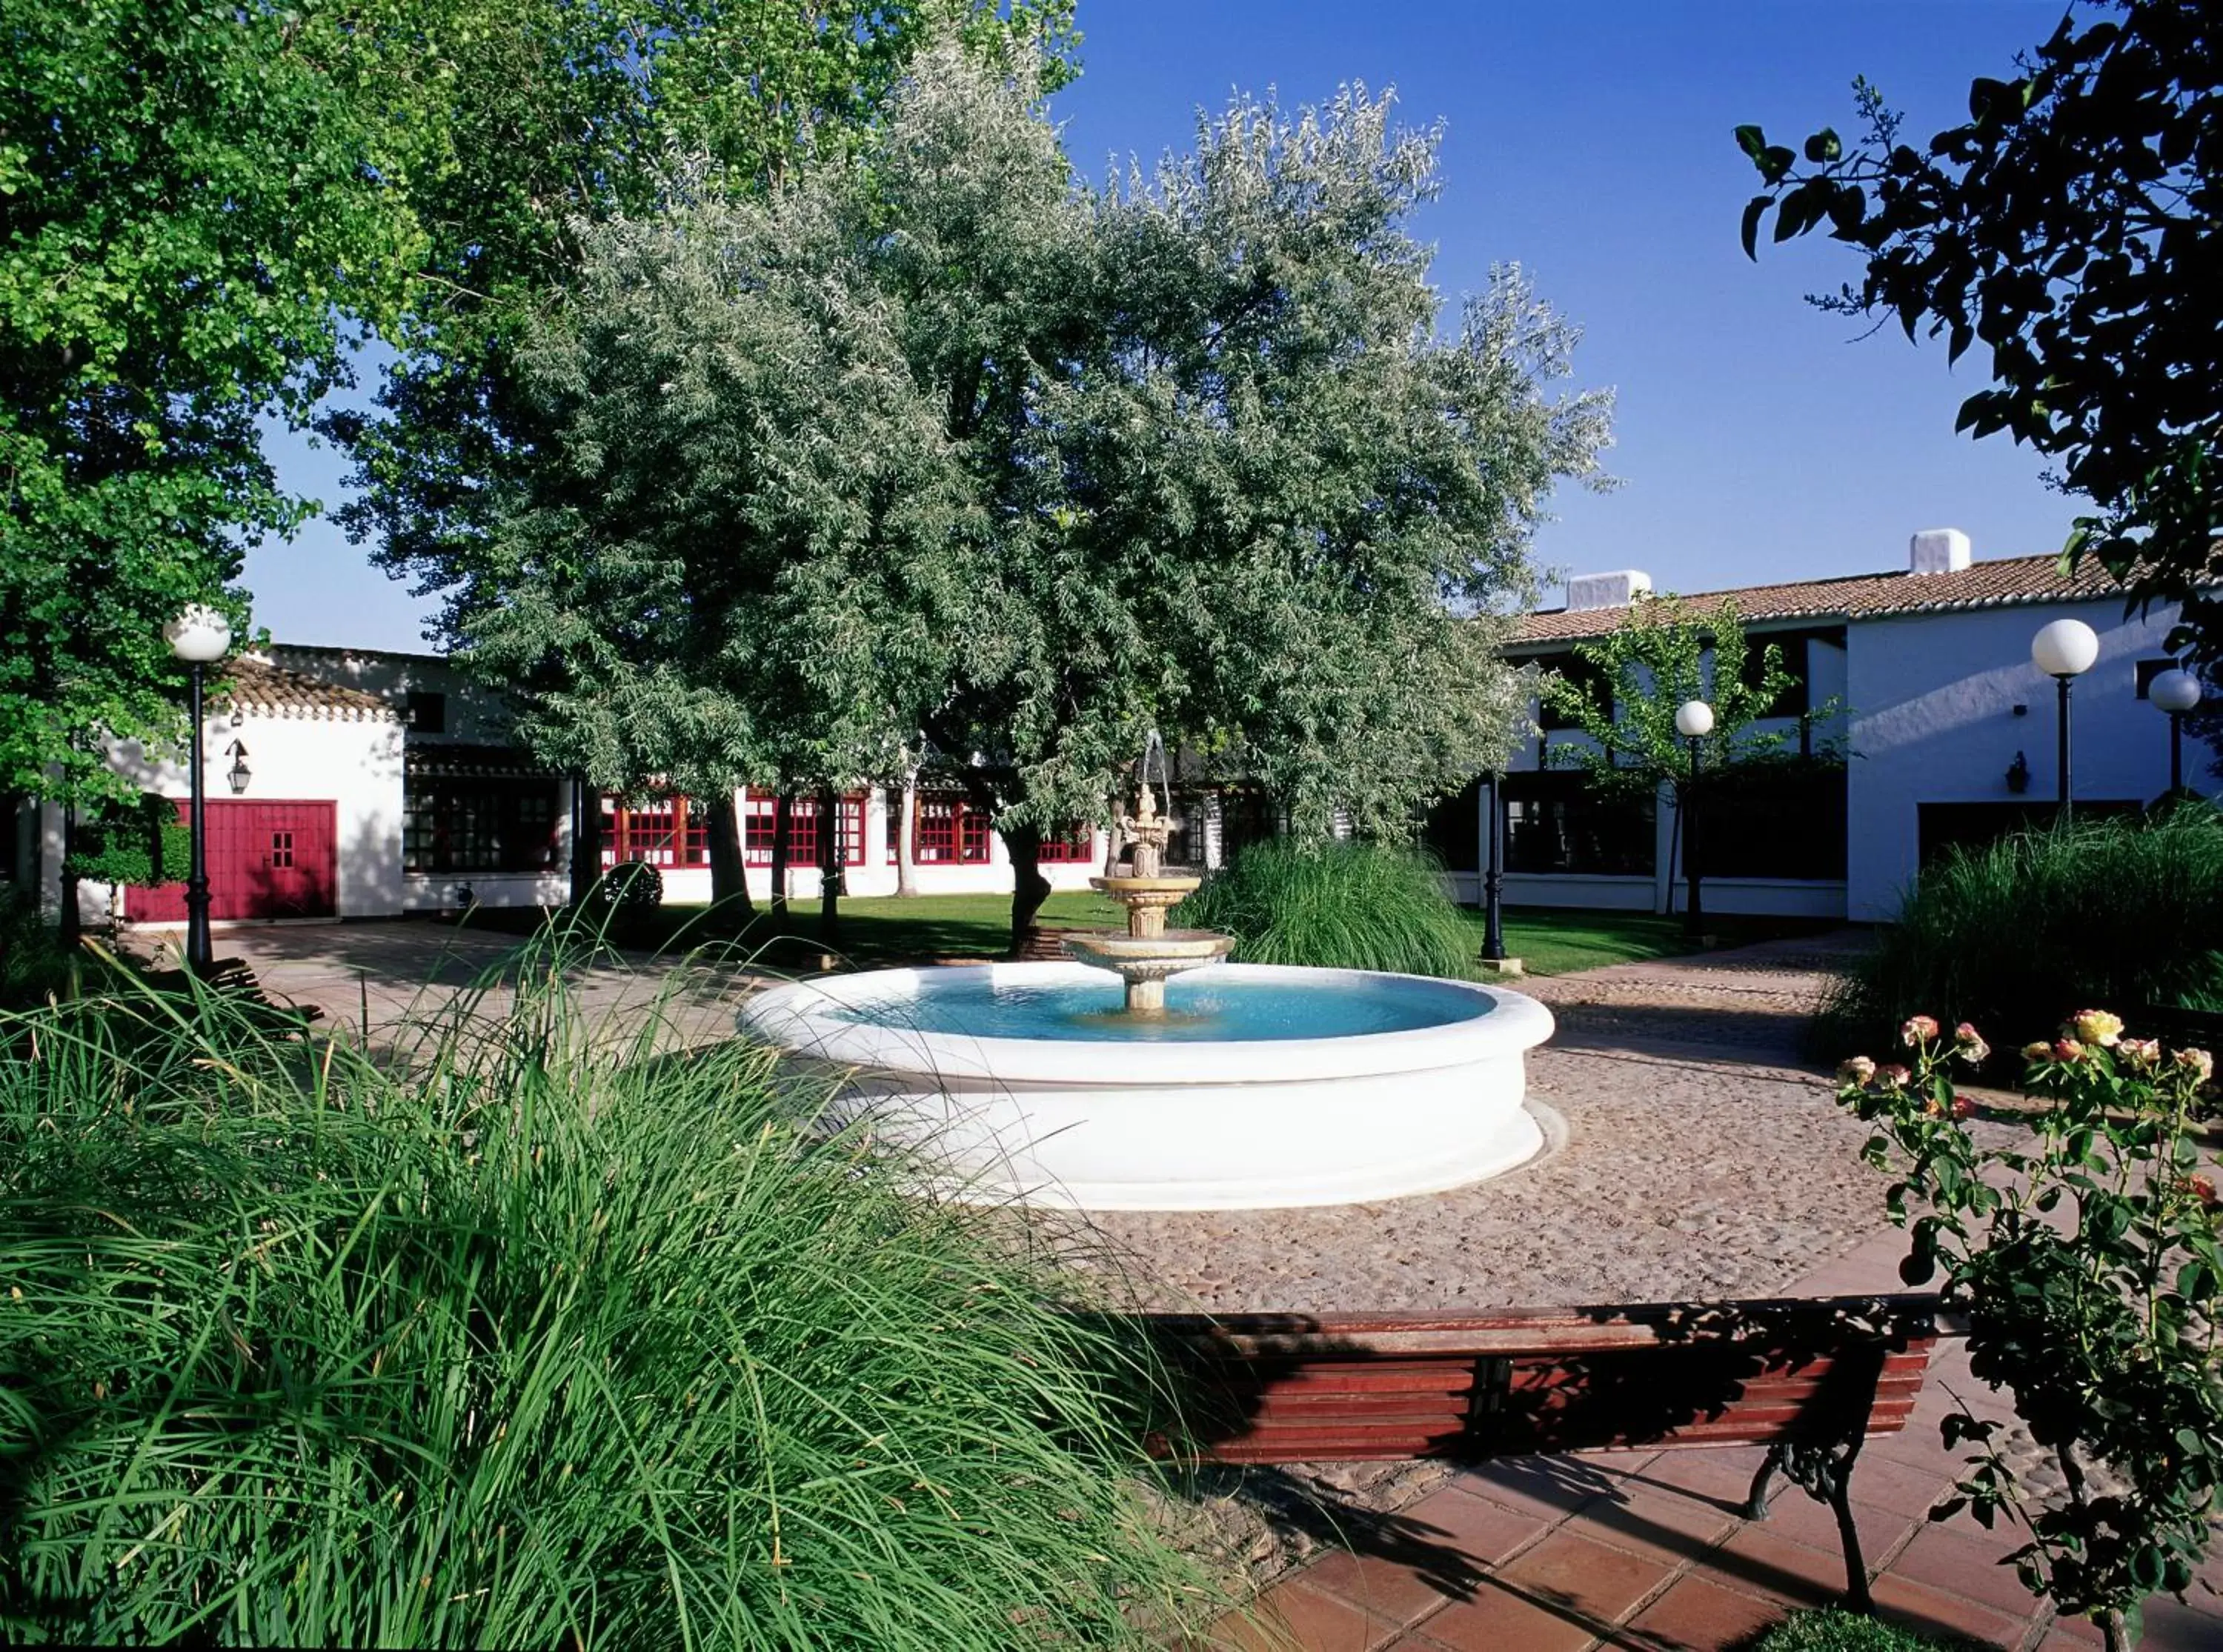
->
1803, 127, 1841, 164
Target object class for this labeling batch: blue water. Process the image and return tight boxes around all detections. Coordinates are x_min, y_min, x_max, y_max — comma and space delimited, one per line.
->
826, 972, 1492, 1043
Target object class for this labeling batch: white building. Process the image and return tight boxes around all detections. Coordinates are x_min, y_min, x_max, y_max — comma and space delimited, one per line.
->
1432, 530, 2213, 923
15, 645, 1108, 929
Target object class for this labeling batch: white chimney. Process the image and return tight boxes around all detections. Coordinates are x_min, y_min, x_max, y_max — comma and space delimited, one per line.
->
1909, 528, 1972, 576
1565, 569, 1654, 612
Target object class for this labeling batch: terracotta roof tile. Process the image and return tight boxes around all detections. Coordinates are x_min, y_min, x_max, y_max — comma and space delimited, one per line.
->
219, 656, 396, 721
1506, 553, 2130, 649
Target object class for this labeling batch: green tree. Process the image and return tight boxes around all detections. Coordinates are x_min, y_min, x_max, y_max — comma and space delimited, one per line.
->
0, 0, 422, 805
1735, 1, 2220, 663
1540, 596, 1814, 928
475, 45, 1609, 950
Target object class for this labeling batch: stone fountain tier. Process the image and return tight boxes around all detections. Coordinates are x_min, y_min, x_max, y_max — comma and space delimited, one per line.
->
1069, 873, 1232, 1011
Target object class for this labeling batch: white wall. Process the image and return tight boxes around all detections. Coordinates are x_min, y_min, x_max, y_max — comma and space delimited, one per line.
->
1844, 598, 2206, 921
70, 707, 405, 924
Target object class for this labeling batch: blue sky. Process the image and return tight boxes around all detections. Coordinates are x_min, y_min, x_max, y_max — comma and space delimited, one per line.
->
247, 0, 2081, 651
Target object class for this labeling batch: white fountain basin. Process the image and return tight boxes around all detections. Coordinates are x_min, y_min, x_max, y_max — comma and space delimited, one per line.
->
740, 961, 1555, 1210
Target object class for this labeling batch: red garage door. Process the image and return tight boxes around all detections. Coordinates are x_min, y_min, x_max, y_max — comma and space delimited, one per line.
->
126, 801, 338, 922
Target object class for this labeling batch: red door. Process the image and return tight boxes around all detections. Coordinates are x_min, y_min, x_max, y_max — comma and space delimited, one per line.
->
126, 801, 338, 922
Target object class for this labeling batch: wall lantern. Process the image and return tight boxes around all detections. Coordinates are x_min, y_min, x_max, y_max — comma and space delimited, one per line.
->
2005, 750, 2030, 794
225, 740, 251, 795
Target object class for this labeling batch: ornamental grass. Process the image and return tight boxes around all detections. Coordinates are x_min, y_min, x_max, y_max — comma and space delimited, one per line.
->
1173, 836, 1474, 978
1819, 806, 2223, 1060
0, 936, 1211, 1648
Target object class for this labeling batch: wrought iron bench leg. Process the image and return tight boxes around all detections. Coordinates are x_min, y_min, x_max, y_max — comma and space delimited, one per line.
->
1741, 1437, 1873, 1613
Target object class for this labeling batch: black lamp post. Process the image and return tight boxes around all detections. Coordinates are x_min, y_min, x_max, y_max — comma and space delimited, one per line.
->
2031, 619, 2099, 822
2150, 667, 2202, 795
1478, 768, 1508, 967
1675, 699, 1713, 940
164, 606, 232, 974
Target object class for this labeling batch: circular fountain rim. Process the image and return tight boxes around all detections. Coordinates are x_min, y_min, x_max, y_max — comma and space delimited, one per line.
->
740, 960, 1555, 1085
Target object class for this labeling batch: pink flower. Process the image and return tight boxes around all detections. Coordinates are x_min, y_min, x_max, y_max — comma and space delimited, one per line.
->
1877, 1064, 1913, 1089
2070, 1010, 2124, 1048
1951, 1095, 1977, 1119
1838, 1056, 1877, 1087
2021, 1040, 2053, 1064
2118, 1037, 2162, 1071
2053, 1039, 2089, 1065
2173, 1047, 2216, 1085
1901, 1015, 1941, 1048
1953, 1023, 1991, 1065
2190, 1173, 2218, 1207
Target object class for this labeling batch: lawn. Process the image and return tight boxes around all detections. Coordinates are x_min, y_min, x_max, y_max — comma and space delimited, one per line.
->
511, 892, 1821, 978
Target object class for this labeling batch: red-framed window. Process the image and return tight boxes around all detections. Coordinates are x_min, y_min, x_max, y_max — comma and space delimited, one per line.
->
1035, 822, 1097, 864
602, 795, 708, 867
745, 793, 865, 866
914, 793, 993, 865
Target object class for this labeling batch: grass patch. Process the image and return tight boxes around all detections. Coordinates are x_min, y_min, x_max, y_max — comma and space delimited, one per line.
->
1819, 806, 2223, 1059
1172, 839, 1476, 977
0, 935, 1214, 1646
1469, 907, 1827, 978
1743, 1607, 1963, 1651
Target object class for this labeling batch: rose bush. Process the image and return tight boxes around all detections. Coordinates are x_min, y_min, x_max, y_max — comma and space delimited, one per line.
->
1838, 1015, 2221, 1651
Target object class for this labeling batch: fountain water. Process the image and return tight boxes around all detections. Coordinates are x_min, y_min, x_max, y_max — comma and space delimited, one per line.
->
741, 739, 1555, 1210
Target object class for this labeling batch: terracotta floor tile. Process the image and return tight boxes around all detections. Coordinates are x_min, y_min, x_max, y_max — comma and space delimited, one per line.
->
1495, 1528, 1678, 1627
1301, 1548, 1467, 1630
1569, 1483, 1742, 1568
1705, 1524, 1861, 1609
1619, 1576, 1792, 1652
1867, 1571, 2034, 1650
2141, 1592, 2223, 1652
1741, 1485, 1916, 1565
1406, 1579, 1601, 1652
1830, 1451, 1962, 1520
1221, 1581, 1397, 1652
2043, 1609, 2104, 1645
1888, 1522, 2050, 1619
1454, 1456, 1626, 1525
1396, 1484, 1558, 1565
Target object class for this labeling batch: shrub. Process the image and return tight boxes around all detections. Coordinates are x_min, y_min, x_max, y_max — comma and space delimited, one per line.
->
1172, 837, 1472, 977
0, 896, 79, 1010
1821, 808, 2223, 1056
62, 793, 190, 889
0, 942, 1210, 1646
1838, 1015, 2222, 1651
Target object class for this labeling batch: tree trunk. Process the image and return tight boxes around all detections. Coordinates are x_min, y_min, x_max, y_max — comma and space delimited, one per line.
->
894, 773, 920, 896
705, 792, 754, 924
769, 790, 794, 919
57, 801, 80, 945
817, 783, 841, 946
570, 777, 602, 907
1004, 820, 1051, 959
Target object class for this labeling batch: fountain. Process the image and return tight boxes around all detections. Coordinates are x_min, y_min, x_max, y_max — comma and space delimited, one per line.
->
742, 743, 1555, 1210
1060, 739, 1233, 1012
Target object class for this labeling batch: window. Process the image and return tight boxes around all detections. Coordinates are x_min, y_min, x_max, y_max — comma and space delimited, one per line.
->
914, 793, 992, 864
2136, 658, 2183, 699
405, 691, 447, 734
1418, 776, 1484, 873
602, 795, 708, 867
1691, 762, 1847, 881
1502, 770, 1655, 876
406, 779, 562, 873
745, 794, 865, 866
1035, 822, 1097, 864
1532, 653, 1611, 730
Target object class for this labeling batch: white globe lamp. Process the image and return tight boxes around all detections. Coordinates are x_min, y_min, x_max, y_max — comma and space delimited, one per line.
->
2030, 619, 2099, 817
2151, 667, 2203, 795
164, 604, 233, 665
1674, 699, 1715, 739
165, 604, 233, 973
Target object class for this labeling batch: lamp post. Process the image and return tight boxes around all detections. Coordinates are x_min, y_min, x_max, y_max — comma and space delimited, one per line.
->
2150, 667, 2203, 796
1478, 767, 1509, 969
2030, 619, 2100, 821
164, 605, 232, 974
1674, 699, 1714, 940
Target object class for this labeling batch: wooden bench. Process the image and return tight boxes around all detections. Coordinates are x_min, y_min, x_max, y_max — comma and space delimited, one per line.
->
1143, 1292, 1940, 1611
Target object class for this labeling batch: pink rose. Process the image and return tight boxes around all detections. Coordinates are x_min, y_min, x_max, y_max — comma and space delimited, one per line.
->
2021, 1040, 2053, 1064
2118, 1037, 2161, 1071
2070, 1010, 2124, 1048
1877, 1064, 1913, 1089
2173, 1048, 2216, 1085
1838, 1056, 1877, 1087
1951, 1095, 1976, 1119
1901, 1015, 1941, 1048
1953, 1023, 1991, 1065
2190, 1173, 2217, 1207
2053, 1039, 2090, 1064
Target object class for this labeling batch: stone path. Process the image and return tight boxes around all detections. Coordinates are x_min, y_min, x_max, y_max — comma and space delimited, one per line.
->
1174, 933, 2223, 1650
